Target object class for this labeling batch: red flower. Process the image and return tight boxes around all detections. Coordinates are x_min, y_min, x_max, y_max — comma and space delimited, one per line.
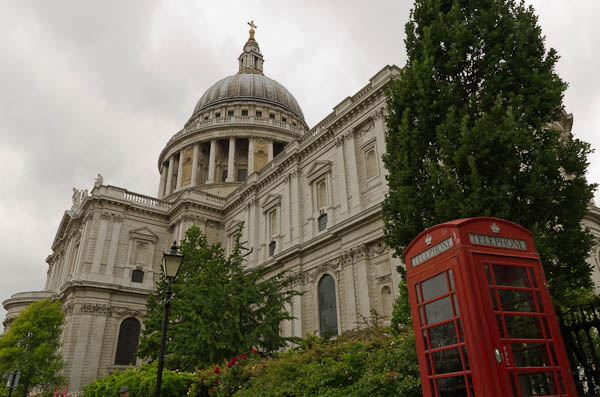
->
241, 353, 247, 360
227, 362, 232, 368
209, 388, 214, 393
251, 348, 258, 353
216, 379, 220, 384
214, 365, 220, 374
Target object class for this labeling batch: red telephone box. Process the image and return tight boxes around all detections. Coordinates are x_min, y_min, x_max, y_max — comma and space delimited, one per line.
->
404, 217, 576, 396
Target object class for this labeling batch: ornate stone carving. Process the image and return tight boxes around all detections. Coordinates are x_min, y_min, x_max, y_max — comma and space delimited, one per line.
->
112, 306, 145, 318
81, 303, 112, 316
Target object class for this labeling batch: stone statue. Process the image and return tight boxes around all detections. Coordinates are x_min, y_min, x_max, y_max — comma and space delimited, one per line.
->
94, 173, 103, 188
72, 188, 81, 209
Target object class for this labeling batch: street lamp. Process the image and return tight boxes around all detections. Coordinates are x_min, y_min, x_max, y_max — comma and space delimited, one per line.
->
154, 241, 184, 397
5, 370, 20, 397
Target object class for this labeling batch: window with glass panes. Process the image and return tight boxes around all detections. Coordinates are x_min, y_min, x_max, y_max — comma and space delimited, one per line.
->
415, 269, 474, 396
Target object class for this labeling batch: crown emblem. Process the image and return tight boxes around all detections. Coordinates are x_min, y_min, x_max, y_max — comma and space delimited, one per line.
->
425, 235, 432, 245
491, 222, 500, 234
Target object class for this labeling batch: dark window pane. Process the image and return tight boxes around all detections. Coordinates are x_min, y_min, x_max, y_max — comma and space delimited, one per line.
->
241, 109, 248, 116
318, 213, 328, 231
462, 346, 470, 370
484, 263, 492, 284
432, 347, 464, 374
426, 353, 432, 375
422, 272, 448, 301
535, 292, 544, 313
237, 168, 247, 181
498, 290, 536, 312
493, 264, 528, 287
457, 319, 464, 342
542, 317, 551, 339
489, 288, 498, 311
529, 268, 538, 288
428, 321, 458, 349
222, 169, 228, 182
318, 275, 338, 337
511, 342, 551, 367
256, 111, 262, 118
415, 284, 421, 303
497, 315, 506, 338
510, 373, 519, 397
422, 329, 429, 350
419, 306, 425, 326
449, 269, 455, 291
425, 296, 454, 324
131, 269, 144, 283
269, 240, 276, 256
115, 318, 141, 365
549, 343, 558, 366
505, 315, 543, 339
437, 375, 468, 396
453, 295, 460, 316
517, 371, 557, 396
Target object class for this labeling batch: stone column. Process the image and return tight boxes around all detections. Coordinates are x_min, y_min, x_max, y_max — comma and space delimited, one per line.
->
248, 138, 254, 174
158, 165, 168, 198
91, 214, 110, 273
226, 138, 235, 182
345, 131, 362, 212
165, 155, 175, 196
105, 216, 122, 278
207, 139, 217, 184
372, 110, 388, 180
344, 264, 358, 329
175, 150, 184, 191
335, 137, 349, 214
268, 140, 274, 162
354, 246, 371, 319
191, 144, 199, 187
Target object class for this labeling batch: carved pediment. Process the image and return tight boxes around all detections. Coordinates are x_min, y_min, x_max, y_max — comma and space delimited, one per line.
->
305, 160, 332, 182
129, 227, 158, 243
260, 193, 282, 212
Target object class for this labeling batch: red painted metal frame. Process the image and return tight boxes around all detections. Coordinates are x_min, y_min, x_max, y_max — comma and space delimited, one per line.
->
404, 218, 576, 397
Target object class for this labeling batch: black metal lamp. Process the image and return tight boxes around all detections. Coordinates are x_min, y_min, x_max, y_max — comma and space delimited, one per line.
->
155, 241, 184, 397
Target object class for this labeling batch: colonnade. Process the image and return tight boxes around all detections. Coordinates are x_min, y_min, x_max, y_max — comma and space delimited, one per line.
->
159, 137, 276, 198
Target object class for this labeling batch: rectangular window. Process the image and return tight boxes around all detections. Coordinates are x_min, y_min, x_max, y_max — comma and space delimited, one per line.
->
222, 169, 228, 182
228, 110, 234, 117
282, 116, 287, 123
242, 109, 248, 116
318, 213, 328, 231
256, 111, 262, 118
237, 168, 247, 181
215, 112, 221, 118
269, 113, 275, 120
269, 240, 276, 257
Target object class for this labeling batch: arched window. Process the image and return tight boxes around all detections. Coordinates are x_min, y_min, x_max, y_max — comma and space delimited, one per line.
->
381, 286, 393, 319
114, 317, 141, 365
318, 274, 338, 337
366, 148, 379, 179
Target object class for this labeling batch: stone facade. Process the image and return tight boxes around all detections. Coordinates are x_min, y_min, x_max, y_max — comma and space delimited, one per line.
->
4, 28, 600, 391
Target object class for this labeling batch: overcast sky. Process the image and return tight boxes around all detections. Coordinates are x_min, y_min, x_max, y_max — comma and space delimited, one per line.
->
1, 1, 599, 323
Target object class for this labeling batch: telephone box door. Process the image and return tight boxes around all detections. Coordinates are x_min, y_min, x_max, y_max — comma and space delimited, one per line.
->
411, 259, 476, 396
474, 254, 573, 396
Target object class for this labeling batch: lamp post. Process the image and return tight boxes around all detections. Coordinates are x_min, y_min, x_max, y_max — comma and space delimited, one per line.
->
5, 370, 20, 397
154, 241, 184, 397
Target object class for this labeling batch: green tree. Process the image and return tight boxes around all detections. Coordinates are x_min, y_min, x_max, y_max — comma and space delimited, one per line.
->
383, 0, 595, 311
138, 225, 300, 371
0, 299, 65, 397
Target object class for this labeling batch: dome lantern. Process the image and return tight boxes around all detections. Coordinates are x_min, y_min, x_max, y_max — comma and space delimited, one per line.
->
238, 20, 264, 75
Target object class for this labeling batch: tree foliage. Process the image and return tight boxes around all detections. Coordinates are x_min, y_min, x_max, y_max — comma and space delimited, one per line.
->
383, 0, 595, 308
0, 299, 65, 397
138, 225, 300, 371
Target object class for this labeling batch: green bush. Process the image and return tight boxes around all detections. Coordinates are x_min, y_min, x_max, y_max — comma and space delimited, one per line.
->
191, 327, 420, 397
83, 364, 193, 397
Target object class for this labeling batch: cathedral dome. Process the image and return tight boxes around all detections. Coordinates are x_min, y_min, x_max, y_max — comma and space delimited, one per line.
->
191, 73, 304, 120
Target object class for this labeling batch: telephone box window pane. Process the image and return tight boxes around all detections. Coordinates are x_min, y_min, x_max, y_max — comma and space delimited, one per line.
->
505, 315, 543, 339
549, 343, 558, 366
432, 347, 463, 374
419, 306, 425, 326
428, 321, 458, 349
426, 353, 432, 375
557, 372, 565, 394
422, 330, 429, 350
509, 374, 519, 397
421, 272, 448, 301
497, 315, 506, 338
542, 317, 551, 339
457, 319, 464, 342
517, 371, 557, 395
448, 269, 455, 290
452, 295, 460, 316
489, 288, 498, 311
415, 284, 421, 303
436, 375, 468, 396
528, 267, 538, 288
498, 290, 536, 313
493, 264, 528, 287
511, 342, 551, 367
462, 346, 470, 370
484, 264, 492, 284
425, 296, 453, 324
535, 292, 545, 313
